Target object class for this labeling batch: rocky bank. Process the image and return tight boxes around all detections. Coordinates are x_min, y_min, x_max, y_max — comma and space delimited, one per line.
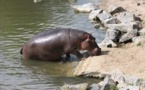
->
60, 0, 145, 90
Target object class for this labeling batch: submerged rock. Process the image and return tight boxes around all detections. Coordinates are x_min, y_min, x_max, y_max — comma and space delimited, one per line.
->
72, 3, 98, 13
60, 83, 88, 90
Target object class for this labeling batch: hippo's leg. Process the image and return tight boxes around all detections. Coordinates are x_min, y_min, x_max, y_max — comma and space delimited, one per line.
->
66, 53, 71, 60
70, 50, 83, 59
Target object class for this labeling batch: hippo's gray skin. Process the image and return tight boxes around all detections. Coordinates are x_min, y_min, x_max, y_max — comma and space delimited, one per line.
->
20, 28, 101, 61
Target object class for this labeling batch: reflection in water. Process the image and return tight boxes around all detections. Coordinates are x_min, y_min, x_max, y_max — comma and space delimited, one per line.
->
33, 0, 42, 3
0, 0, 104, 89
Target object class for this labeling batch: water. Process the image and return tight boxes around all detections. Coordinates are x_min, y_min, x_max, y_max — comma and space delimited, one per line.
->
0, 0, 105, 89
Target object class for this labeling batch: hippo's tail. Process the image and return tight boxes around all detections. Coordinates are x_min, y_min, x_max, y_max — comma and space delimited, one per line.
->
20, 48, 23, 55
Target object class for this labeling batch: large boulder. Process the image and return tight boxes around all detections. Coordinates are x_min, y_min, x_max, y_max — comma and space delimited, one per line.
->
72, 3, 98, 13
100, 76, 117, 90
103, 17, 121, 25
119, 29, 137, 43
111, 70, 125, 84
89, 9, 112, 22
89, 9, 103, 22
106, 22, 139, 32
99, 29, 121, 48
105, 29, 121, 42
108, 5, 126, 15
117, 12, 135, 23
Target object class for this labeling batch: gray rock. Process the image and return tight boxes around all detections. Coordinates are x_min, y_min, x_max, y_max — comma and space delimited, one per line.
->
97, 10, 112, 22
100, 76, 117, 90
99, 39, 117, 48
124, 75, 142, 86
60, 83, 88, 90
106, 23, 138, 32
72, 3, 98, 13
111, 70, 125, 84
119, 29, 137, 43
132, 36, 145, 46
117, 12, 135, 23
105, 29, 121, 42
119, 85, 140, 90
99, 29, 121, 48
90, 84, 100, 90
89, 9, 112, 22
108, 5, 126, 15
139, 28, 145, 35
89, 9, 103, 21
103, 17, 121, 24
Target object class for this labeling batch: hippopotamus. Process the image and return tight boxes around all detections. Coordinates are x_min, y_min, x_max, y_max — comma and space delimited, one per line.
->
20, 28, 101, 61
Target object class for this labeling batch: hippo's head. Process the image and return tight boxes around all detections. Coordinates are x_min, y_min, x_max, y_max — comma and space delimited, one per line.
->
80, 34, 101, 56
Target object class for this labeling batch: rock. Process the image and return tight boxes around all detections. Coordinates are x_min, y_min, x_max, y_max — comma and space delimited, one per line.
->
106, 23, 138, 32
117, 83, 128, 89
111, 69, 125, 84
60, 83, 88, 90
89, 9, 103, 22
103, 17, 121, 25
99, 39, 117, 48
119, 85, 140, 90
94, 23, 101, 28
105, 29, 121, 42
99, 29, 120, 47
88, 9, 112, 22
90, 84, 100, 90
132, 36, 145, 46
72, 3, 98, 13
124, 75, 142, 86
139, 28, 145, 35
119, 29, 137, 43
108, 5, 126, 15
100, 76, 117, 90
97, 10, 112, 22
73, 57, 108, 78
117, 12, 135, 23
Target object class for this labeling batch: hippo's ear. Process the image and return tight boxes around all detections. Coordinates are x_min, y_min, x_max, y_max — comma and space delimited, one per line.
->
85, 35, 91, 41
85, 34, 95, 41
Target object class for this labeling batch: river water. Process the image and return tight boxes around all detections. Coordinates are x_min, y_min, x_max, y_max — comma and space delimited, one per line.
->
0, 0, 105, 89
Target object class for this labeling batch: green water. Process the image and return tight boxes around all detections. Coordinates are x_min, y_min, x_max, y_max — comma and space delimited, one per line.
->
0, 0, 105, 89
